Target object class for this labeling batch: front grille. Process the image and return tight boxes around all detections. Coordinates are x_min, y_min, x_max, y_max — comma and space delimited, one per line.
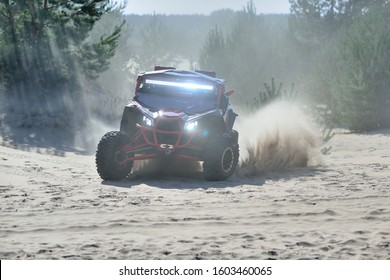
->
156, 119, 181, 145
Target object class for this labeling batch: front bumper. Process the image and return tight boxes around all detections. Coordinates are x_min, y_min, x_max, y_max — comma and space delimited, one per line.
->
121, 117, 207, 162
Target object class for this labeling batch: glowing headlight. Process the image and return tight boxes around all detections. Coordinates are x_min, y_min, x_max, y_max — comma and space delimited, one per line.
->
184, 121, 198, 131
142, 115, 153, 127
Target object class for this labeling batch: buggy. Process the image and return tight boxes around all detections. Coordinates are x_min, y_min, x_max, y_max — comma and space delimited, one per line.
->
95, 67, 239, 181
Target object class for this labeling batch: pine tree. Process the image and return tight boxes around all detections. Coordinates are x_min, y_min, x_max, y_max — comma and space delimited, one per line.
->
198, 26, 228, 75
0, 0, 122, 95
130, 13, 176, 74
334, 4, 390, 131
0, 0, 124, 129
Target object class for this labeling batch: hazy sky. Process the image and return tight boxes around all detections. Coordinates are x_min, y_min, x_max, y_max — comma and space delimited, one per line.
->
124, 0, 291, 15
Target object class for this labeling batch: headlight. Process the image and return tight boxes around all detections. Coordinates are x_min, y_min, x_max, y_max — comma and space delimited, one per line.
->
184, 120, 198, 131
142, 115, 153, 127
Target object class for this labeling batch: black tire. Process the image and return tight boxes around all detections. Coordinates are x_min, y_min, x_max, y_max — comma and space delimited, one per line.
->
203, 136, 239, 181
96, 131, 133, 181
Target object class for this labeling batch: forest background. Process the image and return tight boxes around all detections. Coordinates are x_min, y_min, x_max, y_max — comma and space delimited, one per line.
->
1, 0, 389, 143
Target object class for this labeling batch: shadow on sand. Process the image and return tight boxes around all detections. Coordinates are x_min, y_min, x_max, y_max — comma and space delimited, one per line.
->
101, 165, 328, 190
0, 122, 95, 156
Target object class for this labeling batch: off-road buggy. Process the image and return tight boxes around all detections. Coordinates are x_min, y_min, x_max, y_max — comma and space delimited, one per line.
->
96, 67, 239, 181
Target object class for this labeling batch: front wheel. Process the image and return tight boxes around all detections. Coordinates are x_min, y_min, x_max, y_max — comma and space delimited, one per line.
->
203, 136, 239, 181
96, 131, 133, 181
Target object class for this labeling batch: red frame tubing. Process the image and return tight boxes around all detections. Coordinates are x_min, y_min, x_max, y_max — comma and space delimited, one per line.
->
119, 118, 204, 163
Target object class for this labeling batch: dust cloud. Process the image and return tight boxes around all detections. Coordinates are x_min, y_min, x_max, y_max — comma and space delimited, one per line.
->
74, 117, 117, 154
236, 100, 323, 177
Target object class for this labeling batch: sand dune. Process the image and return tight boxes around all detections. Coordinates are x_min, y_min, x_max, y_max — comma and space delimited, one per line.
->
0, 128, 389, 259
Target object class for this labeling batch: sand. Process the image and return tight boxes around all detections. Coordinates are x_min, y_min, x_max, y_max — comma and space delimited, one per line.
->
0, 126, 389, 260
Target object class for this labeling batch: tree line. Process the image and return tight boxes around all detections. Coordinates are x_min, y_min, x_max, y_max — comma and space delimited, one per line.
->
199, 0, 390, 131
287, 0, 390, 131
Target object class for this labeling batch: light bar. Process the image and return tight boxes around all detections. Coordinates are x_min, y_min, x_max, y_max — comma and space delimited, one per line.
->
145, 79, 214, 90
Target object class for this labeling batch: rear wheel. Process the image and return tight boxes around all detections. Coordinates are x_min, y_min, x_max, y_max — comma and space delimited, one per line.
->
203, 135, 239, 181
96, 131, 133, 181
